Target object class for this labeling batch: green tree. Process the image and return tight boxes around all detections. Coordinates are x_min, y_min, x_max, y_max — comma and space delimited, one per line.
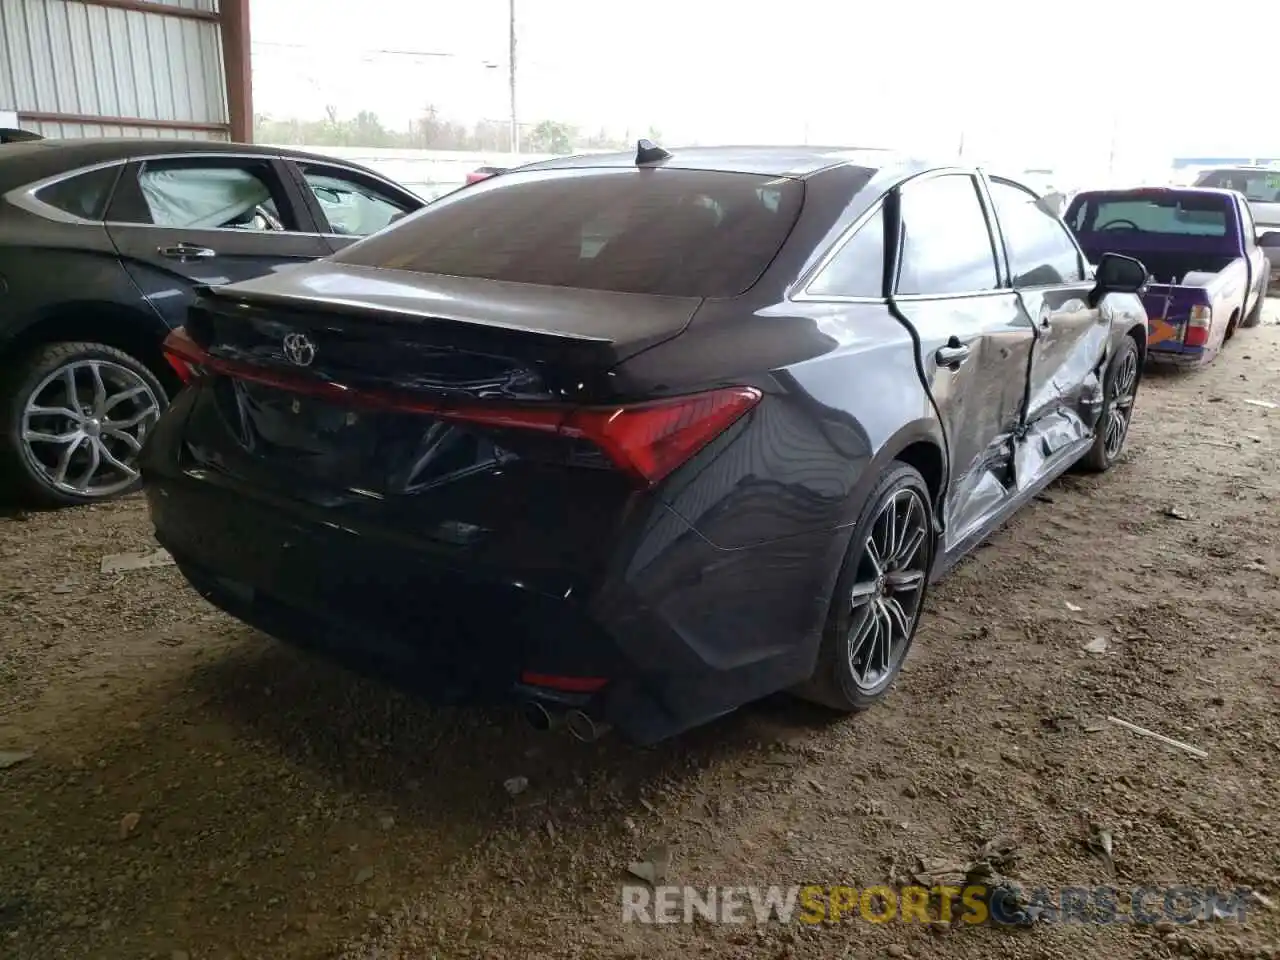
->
525, 120, 576, 154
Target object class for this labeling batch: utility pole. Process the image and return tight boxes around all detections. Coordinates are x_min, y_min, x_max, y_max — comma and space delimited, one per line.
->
508, 0, 519, 154
1106, 114, 1118, 178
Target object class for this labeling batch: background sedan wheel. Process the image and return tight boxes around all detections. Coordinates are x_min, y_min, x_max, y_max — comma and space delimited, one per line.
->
0, 342, 167, 507
796, 461, 935, 712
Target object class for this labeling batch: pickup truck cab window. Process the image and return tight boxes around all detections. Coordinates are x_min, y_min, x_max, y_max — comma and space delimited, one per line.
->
895, 174, 999, 296
807, 205, 885, 298
987, 178, 1084, 287
1071, 194, 1228, 238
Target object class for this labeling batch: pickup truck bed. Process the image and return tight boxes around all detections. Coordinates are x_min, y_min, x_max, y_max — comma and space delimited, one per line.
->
1065, 187, 1267, 367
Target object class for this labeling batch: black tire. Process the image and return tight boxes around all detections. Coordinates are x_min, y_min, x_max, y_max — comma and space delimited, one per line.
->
795, 462, 935, 712
1241, 274, 1268, 328
1080, 335, 1141, 473
0, 341, 168, 508
1224, 311, 1238, 342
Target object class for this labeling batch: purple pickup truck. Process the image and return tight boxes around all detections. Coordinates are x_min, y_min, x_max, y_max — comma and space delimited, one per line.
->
1065, 187, 1268, 367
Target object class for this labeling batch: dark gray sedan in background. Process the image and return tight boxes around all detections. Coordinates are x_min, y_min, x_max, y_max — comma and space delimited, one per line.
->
142, 144, 1150, 743
0, 137, 425, 506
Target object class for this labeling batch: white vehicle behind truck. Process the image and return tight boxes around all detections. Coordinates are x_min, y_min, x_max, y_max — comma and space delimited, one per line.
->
1193, 166, 1280, 289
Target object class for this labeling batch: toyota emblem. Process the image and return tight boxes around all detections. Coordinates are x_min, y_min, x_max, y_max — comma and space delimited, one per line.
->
282, 332, 317, 367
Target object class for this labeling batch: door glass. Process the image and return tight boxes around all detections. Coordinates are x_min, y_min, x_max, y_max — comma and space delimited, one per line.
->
34, 165, 122, 220
896, 175, 999, 295
987, 179, 1085, 287
300, 166, 408, 237
114, 160, 290, 231
808, 207, 885, 298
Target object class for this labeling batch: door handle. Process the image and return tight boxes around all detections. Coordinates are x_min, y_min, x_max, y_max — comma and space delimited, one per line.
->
157, 243, 216, 261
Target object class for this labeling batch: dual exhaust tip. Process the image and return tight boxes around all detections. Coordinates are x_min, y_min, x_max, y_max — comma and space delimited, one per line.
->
520, 699, 609, 742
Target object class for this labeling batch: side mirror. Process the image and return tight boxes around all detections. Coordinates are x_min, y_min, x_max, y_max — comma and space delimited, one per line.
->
1258, 231, 1280, 248
1089, 252, 1148, 306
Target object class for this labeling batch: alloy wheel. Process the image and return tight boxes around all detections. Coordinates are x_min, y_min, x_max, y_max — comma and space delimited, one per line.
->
1104, 348, 1139, 460
846, 487, 930, 693
20, 359, 162, 498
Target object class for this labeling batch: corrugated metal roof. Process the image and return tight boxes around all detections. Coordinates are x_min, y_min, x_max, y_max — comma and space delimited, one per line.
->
0, 0, 228, 135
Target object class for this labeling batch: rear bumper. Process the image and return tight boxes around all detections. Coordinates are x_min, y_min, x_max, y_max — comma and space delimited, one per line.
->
141, 419, 838, 744
1146, 342, 1211, 367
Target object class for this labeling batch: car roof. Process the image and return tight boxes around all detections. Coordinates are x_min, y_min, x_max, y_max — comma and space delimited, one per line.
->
512, 144, 927, 180
0, 138, 376, 192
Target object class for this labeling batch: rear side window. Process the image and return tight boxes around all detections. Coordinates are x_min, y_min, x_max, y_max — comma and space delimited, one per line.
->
807, 206, 885, 298
34, 165, 122, 221
895, 174, 999, 295
335, 168, 805, 298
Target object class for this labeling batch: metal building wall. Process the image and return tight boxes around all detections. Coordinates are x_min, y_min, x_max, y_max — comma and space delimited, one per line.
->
0, 0, 232, 140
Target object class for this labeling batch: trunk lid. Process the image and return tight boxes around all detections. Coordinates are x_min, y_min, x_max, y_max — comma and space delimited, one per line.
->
174, 262, 708, 507
191, 260, 702, 399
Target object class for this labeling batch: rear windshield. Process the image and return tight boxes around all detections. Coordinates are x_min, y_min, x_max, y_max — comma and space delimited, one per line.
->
335, 167, 805, 298
1067, 193, 1230, 238
1194, 169, 1280, 203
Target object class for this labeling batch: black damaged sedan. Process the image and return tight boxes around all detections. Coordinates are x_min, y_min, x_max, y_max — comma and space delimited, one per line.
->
142, 144, 1150, 744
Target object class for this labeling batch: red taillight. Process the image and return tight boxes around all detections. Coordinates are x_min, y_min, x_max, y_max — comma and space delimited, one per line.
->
160, 326, 762, 486
560, 389, 761, 485
1183, 304, 1212, 348
162, 326, 205, 383
1183, 326, 1209, 347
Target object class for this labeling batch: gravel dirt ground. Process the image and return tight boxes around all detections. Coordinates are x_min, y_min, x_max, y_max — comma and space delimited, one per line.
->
2, 321, 1279, 960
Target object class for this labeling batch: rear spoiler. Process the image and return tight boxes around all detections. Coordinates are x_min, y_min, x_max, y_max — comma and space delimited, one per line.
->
199, 283, 611, 343
0, 128, 43, 144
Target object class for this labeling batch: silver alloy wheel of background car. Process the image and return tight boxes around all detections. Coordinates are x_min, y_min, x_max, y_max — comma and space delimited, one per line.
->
20, 359, 162, 498
846, 487, 930, 693
1104, 347, 1139, 460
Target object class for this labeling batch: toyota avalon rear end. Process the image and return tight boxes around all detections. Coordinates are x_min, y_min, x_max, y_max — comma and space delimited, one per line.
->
139, 158, 849, 744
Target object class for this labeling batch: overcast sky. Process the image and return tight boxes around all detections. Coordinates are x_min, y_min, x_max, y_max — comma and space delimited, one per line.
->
249, 0, 1273, 171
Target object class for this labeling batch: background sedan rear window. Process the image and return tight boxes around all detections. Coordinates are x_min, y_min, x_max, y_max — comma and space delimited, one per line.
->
334, 168, 806, 298
1194, 169, 1280, 203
